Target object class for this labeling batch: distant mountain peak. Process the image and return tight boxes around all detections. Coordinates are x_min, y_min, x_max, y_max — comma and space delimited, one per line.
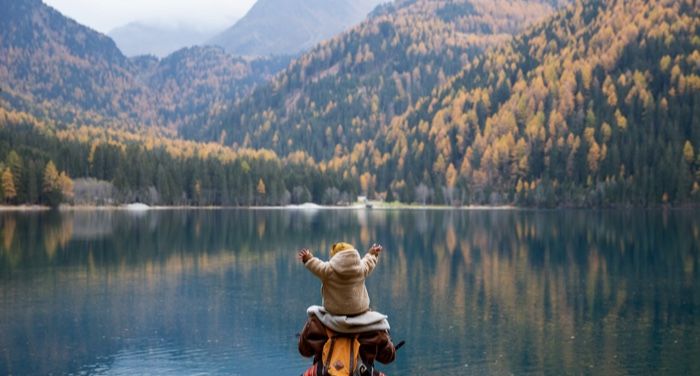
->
209, 0, 385, 57
108, 21, 222, 58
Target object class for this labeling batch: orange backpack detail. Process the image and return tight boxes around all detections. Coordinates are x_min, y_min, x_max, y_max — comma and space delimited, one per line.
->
322, 329, 362, 376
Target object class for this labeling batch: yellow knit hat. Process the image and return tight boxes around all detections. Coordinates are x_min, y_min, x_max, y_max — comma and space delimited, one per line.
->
330, 242, 354, 257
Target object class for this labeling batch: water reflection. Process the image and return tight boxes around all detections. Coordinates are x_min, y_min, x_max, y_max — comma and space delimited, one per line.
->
0, 209, 698, 375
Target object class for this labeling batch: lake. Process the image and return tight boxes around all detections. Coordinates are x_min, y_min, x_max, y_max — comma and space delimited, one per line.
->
0, 208, 698, 375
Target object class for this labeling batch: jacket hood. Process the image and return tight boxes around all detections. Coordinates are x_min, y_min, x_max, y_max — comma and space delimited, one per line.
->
329, 249, 362, 276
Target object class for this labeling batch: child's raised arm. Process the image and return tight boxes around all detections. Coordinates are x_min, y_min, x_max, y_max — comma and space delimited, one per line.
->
362, 243, 382, 276
298, 248, 332, 279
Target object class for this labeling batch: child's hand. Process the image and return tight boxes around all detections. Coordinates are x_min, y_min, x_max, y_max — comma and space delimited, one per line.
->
297, 248, 312, 263
369, 243, 383, 256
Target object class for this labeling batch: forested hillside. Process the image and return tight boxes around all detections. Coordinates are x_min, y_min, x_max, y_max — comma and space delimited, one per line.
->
200, 0, 700, 206
138, 47, 289, 131
380, 0, 700, 205
198, 0, 565, 159
0, 0, 153, 124
0, 0, 286, 131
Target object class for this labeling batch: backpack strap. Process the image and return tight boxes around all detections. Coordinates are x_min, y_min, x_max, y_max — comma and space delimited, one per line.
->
348, 335, 357, 373
323, 336, 336, 373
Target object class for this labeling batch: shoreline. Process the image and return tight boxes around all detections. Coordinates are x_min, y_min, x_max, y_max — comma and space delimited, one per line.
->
0, 203, 518, 211
0, 203, 696, 212
64, 203, 520, 211
0, 205, 52, 211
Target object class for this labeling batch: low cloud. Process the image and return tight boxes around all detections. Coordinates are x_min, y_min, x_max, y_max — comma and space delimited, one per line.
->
44, 0, 256, 33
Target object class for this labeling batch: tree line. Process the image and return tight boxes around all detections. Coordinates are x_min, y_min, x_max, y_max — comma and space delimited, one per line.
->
0, 108, 359, 207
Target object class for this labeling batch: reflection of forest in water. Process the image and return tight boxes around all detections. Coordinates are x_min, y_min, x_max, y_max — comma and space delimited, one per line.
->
383, 210, 699, 374
0, 209, 698, 374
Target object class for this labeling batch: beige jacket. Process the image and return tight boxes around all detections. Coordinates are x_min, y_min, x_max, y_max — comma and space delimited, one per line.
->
304, 249, 378, 315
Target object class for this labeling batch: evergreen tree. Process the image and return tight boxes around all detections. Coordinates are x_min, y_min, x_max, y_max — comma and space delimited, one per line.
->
257, 178, 266, 205
59, 172, 74, 203
42, 161, 62, 207
6, 150, 23, 201
2, 168, 17, 203
26, 160, 39, 204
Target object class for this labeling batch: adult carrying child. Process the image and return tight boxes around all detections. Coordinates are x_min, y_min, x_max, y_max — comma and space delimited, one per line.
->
297, 243, 398, 376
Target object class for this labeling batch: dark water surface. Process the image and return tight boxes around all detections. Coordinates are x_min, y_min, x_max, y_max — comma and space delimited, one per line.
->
0, 209, 698, 375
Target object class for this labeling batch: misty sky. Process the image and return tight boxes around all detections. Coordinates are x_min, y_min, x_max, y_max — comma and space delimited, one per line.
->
43, 0, 257, 33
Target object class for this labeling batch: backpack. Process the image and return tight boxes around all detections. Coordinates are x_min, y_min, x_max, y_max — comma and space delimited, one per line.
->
322, 328, 361, 376
302, 329, 385, 376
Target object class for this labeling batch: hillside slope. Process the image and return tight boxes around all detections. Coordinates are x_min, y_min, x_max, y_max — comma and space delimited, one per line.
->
201, 0, 700, 206
380, 0, 700, 205
0, 0, 157, 125
138, 47, 289, 131
0, 0, 285, 130
199, 0, 564, 159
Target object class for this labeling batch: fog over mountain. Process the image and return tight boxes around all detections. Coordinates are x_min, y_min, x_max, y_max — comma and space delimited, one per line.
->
109, 22, 223, 58
43, 0, 253, 34
209, 0, 384, 57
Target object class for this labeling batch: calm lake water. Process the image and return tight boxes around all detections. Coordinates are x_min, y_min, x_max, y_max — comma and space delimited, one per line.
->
0, 209, 698, 375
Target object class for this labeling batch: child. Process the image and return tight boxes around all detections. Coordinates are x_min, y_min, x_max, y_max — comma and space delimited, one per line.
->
297, 242, 382, 316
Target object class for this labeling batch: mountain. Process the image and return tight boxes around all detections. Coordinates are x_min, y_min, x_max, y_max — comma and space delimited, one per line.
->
200, 0, 700, 206
196, 0, 564, 157
108, 22, 221, 58
208, 0, 383, 56
1, 0, 698, 208
142, 47, 290, 130
355, 0, 700, 205
0, 0, 300, 207
0, 0, 157, 126
375, 0, 700, 206
0, 0, 287, 130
